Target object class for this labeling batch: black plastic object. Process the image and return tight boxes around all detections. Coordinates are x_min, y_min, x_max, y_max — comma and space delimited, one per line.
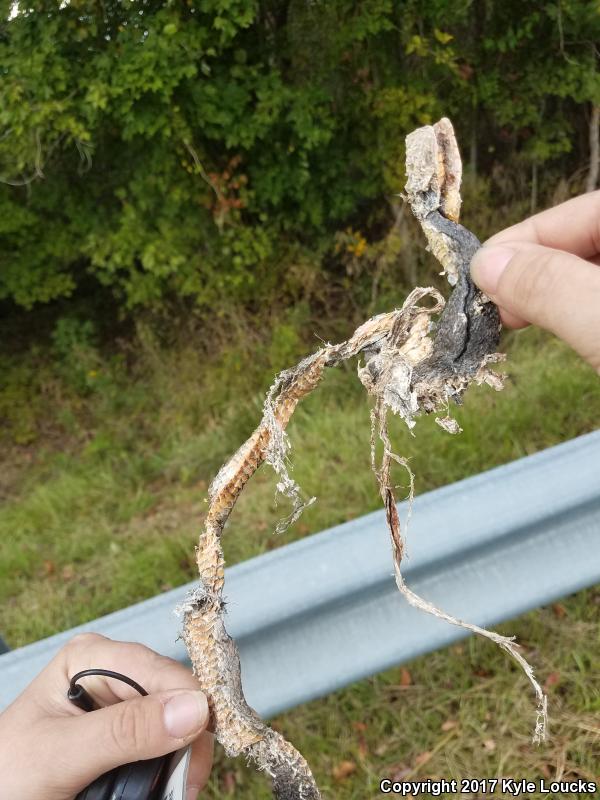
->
68, 669, 170, 800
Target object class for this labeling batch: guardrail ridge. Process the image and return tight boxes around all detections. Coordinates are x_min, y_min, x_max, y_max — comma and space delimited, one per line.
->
1, 430, 599, 716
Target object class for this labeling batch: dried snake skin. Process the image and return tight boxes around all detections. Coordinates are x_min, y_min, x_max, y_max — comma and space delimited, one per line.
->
181, 119, 542, 799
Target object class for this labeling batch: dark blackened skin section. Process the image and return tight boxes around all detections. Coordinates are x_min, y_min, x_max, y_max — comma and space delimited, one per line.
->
248, 735, 322, 800
412, 210, 501, 388
271, 773, 320, 800
268, 758, 321, 800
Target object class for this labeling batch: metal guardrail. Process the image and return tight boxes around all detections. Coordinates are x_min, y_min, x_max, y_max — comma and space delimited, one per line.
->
1, 430, 599, 716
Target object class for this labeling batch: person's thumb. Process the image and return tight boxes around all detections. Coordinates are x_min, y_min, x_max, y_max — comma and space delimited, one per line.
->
57, 689, 209, 789
470, 241, 600, 373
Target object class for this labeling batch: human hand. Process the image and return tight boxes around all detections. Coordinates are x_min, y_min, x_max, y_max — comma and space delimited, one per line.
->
0, 633, 213, 800
470, 191, 600, 373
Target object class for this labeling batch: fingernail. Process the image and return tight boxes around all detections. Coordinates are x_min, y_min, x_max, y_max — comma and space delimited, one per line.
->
186, 788, 200, 800
470, 245, 515, 294
164, 691, 208, 738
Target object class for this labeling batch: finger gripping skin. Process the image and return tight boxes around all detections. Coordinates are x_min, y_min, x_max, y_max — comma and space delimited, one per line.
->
180, 118, 539, 800
413, 211, 501, 385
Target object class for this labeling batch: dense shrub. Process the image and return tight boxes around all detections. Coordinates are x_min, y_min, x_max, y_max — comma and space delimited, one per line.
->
1, 0, 599, 313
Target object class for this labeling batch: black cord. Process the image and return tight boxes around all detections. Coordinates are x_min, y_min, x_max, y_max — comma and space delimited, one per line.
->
67, 669, 171, 799
69, 669, 148, 697
67, 669, 148, 712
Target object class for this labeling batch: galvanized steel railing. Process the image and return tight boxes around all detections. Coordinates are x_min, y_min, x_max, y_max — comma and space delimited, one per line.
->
1, 430, 599, 715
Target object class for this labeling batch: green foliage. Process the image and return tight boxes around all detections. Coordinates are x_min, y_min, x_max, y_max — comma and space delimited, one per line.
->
0, 355, 42, 444
51, 316, 104, 391
52, 317, 96, 358
1, 0, 599, 313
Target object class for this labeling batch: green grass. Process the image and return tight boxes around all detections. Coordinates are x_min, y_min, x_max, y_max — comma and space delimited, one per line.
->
1, 322, 599, 798
205, 592, 600, 799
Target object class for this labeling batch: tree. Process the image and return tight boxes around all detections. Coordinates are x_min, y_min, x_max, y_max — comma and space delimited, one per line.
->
1, 0, 598, 314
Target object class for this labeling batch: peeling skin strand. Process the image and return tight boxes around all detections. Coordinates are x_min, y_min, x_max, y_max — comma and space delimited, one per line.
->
263, 379, 316, 534
181, 117, 546, 800
181, 295, 443, 800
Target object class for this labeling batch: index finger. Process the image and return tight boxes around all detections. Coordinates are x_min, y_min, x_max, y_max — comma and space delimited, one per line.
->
486, 190, 600, 259
43, 633, 199, 712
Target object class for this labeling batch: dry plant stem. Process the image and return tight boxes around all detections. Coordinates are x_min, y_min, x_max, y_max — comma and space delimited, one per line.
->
181, 118, 547, 800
